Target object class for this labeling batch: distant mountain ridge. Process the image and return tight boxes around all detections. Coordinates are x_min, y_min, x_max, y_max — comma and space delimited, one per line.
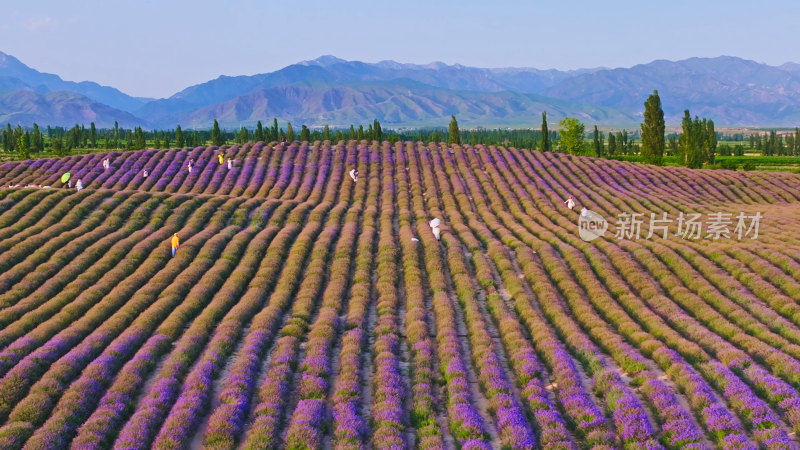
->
0, 52, 152, 114
2, 51, 800, 128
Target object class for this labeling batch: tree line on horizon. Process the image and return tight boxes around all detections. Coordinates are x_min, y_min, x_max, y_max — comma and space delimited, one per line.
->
2, 100, 799, 169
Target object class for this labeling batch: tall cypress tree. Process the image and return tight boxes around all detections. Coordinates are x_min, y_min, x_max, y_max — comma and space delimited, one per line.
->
541, 112, 550, 151
255, 120, 264, 142
705, 119, 717, 163
300, 124, 310, 142
175, 125, 184, 148
211, 119, 222, 146
3, 124, 11, 151
374, 119, 382, 142
448, 115, 461, 144
593, 125, 602, 157
31, 123, 43, 152
640, 90, 665, 165
286, 122, 295, 141
90, 122, 98, 148
323, 125, 330, 141
608, 132, 616, 155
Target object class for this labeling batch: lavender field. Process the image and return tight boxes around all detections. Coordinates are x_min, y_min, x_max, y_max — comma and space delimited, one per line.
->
0, 141, 799, 449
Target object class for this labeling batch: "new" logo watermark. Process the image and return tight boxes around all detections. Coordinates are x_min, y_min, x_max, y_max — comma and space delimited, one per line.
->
578, 208, 608, 242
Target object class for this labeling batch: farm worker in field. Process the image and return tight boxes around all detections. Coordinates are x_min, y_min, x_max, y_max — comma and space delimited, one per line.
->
187, 159, 193, 173
76, 179, 83, 191
564, 195, 575, 210
349, 169, 358, 182
227, 158, 232, 170
67, 179, 72, 188
143, 169, 149, 178
430, 217, 441, 241
218, 153, 224, 165
171, 233, 180, 257
580, 207, 588, 218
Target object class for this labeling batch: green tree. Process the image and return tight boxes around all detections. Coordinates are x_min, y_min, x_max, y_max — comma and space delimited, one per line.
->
31, 123, 43, 152
300, 124, 310, 142
134, 127, 146, 149
17, 132, 30, 159
667, 135, 678, 156
255, 120, 264, 142
236, 126, 249, 144
593, 125, 603, 157
3, 124, 11, 151
286, 122, 295, 141
211, 119, 222, 146
679, 110, 705, 168
90, 122, 97, 148
348, 125, 356, 140
705, 119, 717, 163
448, 115, 461, 144
357, 125, 365, 140
541, 112, 550, 151
557, 117, 585, 155
272, 118, 279, 141
373, 119, 382, 142
323, 124, 330, 141
175, 125, 185, 148
52, 137, 64, 155
640, 90, 665, 165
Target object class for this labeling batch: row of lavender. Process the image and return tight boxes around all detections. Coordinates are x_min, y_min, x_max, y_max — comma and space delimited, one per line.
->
2, 140, 800, 205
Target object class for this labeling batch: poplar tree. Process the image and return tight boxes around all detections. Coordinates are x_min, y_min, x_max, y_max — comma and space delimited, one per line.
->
593, 125, 603, 157
374, 119, 382, 142
255, 120, 264, 142
31, 123, 43, 152
640, 90, 665, 165
175, 125, 184, 148
90, 122, 98, 148
300, 125, 310, 142
448, 115, 461, 144
211, 119, 222, 146
705, 119, 717, 163
323, 125, 330, 141
286, 122, 295, 141
541, 112, 550, 151
3, 124, 11, 151
607, 132, 616, 156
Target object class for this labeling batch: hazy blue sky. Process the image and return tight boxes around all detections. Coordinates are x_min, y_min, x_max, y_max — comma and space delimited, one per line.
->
3, 0, 798, 98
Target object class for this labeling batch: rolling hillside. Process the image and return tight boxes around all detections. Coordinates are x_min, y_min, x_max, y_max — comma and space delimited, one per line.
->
0, 142, 799, 448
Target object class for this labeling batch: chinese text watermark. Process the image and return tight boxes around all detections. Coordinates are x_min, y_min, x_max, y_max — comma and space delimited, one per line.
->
577, 209, 762, 242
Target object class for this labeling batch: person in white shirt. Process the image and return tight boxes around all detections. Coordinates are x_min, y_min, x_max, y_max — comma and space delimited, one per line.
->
564, 195, 575, 210
430, 218, 441, 240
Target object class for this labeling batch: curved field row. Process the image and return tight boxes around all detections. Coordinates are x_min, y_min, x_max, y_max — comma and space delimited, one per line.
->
0, 141, 798, 449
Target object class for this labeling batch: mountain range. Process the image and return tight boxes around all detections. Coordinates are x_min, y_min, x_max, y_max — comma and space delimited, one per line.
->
2, 51, 800, 129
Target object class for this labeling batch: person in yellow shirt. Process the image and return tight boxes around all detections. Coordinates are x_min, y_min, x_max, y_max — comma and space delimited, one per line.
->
171, 234, 180, 257
218, 153, 224, 165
